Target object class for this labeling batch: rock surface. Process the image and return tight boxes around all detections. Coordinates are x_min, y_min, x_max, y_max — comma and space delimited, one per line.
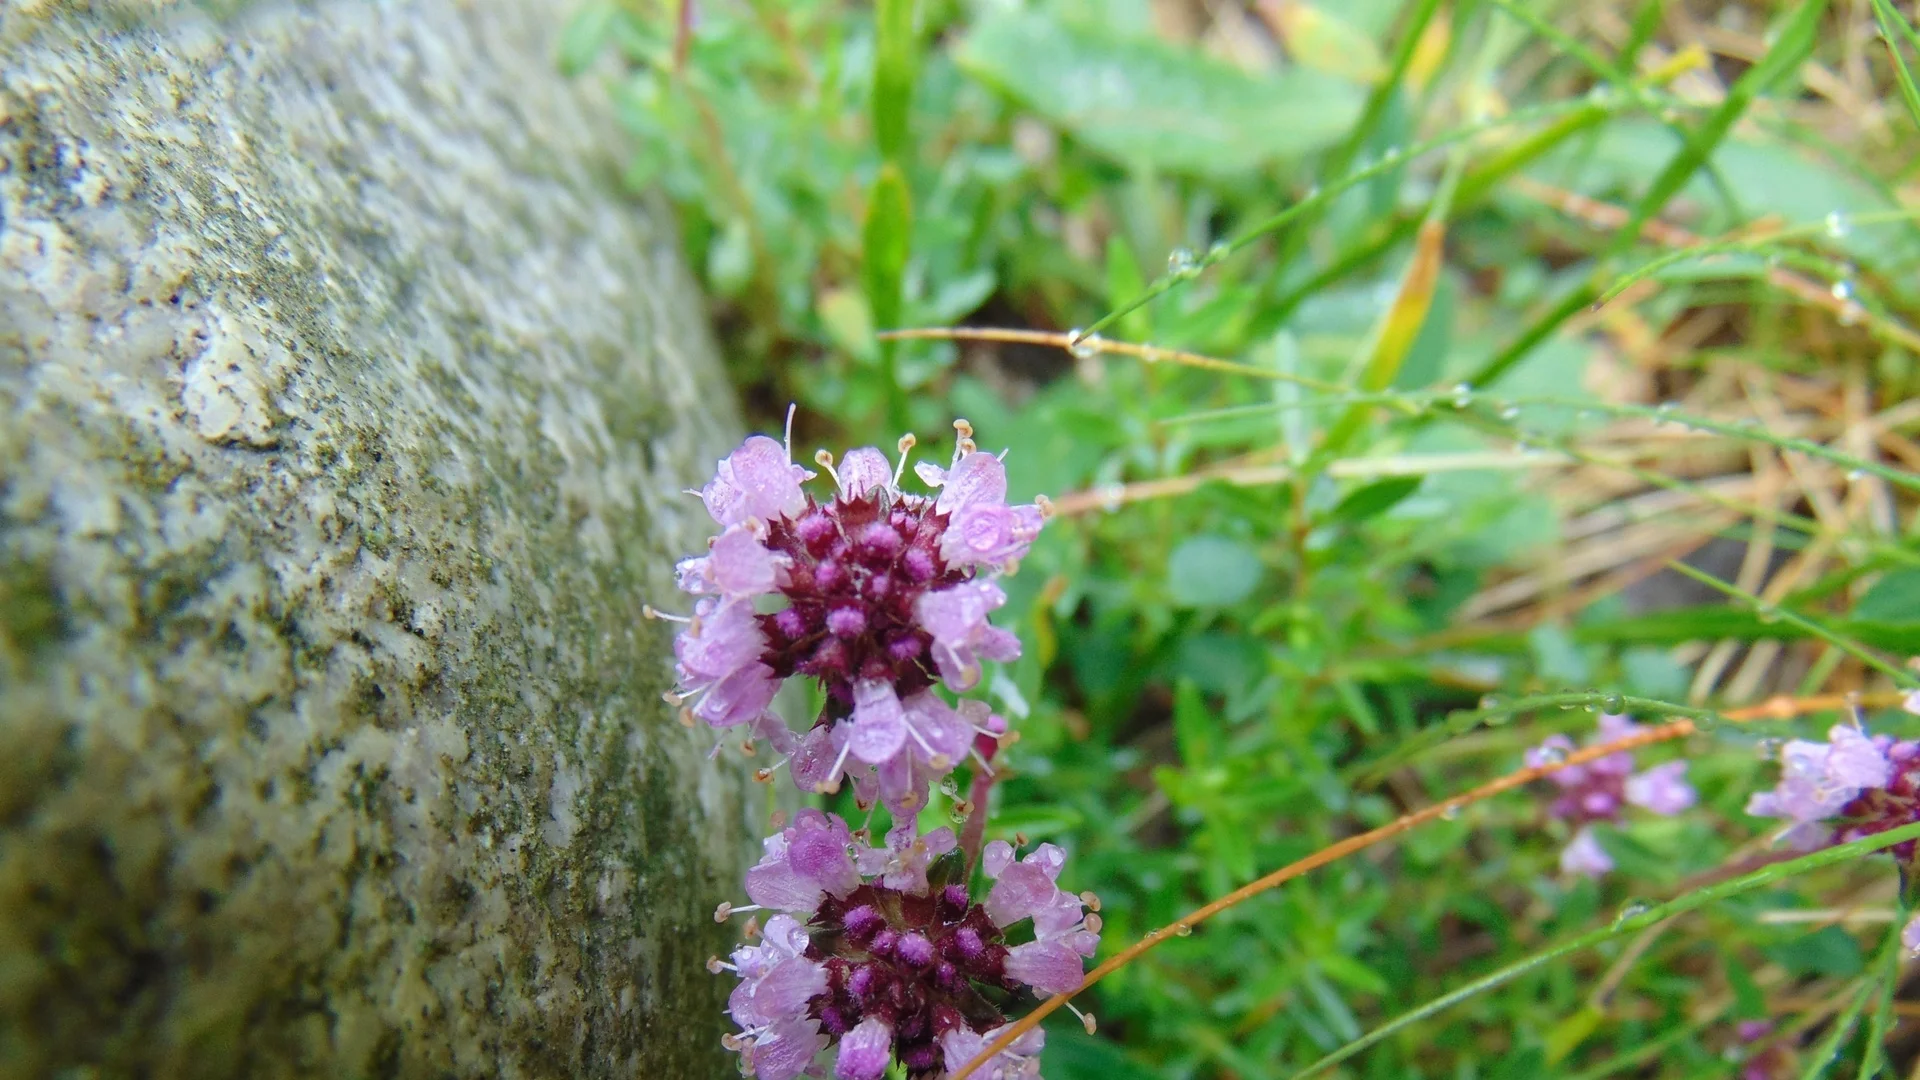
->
0, 1, 761, 1076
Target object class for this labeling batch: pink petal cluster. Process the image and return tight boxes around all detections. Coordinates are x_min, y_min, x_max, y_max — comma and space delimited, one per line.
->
1524, 713, 1697, 878
718, 812, 1098, 1080
667, 422, 1045, 811
1748, 721, 1920, 861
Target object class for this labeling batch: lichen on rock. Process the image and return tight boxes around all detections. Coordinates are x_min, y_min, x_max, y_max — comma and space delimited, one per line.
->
0, 1, 762, 1076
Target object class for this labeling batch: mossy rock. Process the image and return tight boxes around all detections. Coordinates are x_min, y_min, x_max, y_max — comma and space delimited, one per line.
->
0, 1, 764, 1075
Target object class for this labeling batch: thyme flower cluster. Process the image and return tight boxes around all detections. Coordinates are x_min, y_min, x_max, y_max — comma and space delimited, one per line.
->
1525, 714, 1696, 877
666, 419, 1094, 1079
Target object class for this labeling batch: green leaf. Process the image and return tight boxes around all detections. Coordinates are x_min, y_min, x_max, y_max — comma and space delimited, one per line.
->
956, 11, 1363, 178
1329, 476, 1423, 525
1854, 568, 1920, 624
1167, 536, 1265, 608
1763, 924, 1865, 979
556, 1, 617, 77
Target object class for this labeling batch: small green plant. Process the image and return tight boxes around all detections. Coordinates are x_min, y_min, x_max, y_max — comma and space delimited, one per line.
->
574, 1, 1920, 1076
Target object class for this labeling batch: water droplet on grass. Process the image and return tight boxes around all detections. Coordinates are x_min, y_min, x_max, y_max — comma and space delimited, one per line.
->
1615, 900, 1653, 926
1825, 210, 1850, 239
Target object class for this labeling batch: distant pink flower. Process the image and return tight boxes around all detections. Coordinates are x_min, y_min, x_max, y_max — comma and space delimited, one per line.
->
1749, 720, 1920, 864
1525, 714, 1696, 877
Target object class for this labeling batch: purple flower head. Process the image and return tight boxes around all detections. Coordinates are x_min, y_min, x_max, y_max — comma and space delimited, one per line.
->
1749, 722, 1920, 864
1526, 714, 1696, 877
666, 420, 1045, 797
717, 815, 1097, 1079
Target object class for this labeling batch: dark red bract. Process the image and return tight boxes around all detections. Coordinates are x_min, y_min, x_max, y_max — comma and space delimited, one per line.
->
757, 490, 969, 716
803, 858, 1024, 1079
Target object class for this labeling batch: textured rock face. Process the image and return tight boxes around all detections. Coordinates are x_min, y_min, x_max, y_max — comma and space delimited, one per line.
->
0, 2, 761, 1076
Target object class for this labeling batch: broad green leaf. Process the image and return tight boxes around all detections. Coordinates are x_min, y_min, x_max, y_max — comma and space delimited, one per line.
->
1267, 0, 1388, 83
956, 11, 1363, 178
1167, 536, 1265, 608
1853, 568, 1920, 624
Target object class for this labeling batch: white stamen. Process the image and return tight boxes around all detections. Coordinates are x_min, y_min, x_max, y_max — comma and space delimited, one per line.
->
714, 901, 763, 921
1065, 1001, 1097, 1034
815, 739, 854, 794
643, 604, 692, 623
967, 745, 998, 775
783, 403, 798, 461
894, 433, 917, 486
706, 955, 735, 973
813, 448, 841, 487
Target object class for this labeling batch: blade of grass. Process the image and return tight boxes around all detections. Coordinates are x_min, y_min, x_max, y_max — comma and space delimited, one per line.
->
862, 165, 912, 431
872, 0, 918, 166
1071, 93, 1653, 343
1262, 0, 1447, 312
1852, 895, 1909, 1079
1871, 0, 1920, 133
1286, 822, 1920, 1080
1460, 0, 1830, 391
1663, 560, 1915, 685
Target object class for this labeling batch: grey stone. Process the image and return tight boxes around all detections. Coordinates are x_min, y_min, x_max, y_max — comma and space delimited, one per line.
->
0, 1, 763, 1076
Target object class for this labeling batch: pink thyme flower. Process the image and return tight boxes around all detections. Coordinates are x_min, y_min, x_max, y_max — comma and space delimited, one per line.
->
666, 418, 1044, 799
1748, 722, 1920, 861
715, 813, 1097, 1080
1524, 713, 1696, 877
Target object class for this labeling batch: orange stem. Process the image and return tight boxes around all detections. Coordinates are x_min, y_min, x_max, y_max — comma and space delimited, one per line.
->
947, 690, 1900, 1079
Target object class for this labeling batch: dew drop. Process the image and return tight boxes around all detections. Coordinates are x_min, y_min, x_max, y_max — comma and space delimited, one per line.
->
1381, 146, 1403, 164
1695, 712, 1722, 732
1166, 248, 1198, 279
1207, 241, 1231, 263
939, 777, 961, 797
1302, 184, 1322, 201
1173, 923, 1194, 937
1614, 900, 1654, 927
1535, 744, 1567, 765
947, 805, 969, 824
1479, 694, 1505, 711
1586, 83, 1617, 105
1831, 279, 1854, 302
1098, 482, 1126, 513
1441, 804, 1462, 821
1450, 383, 1474, 408
1068, 331, 1103, 360
1601, 693, 1626, 714
1756, 605, 1782, 625
1755, 737, 1783, 761
1499, 404, 1521, 420
1825, 210, 1851, 240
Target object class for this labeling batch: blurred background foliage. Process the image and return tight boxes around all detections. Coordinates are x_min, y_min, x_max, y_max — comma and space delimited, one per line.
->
566, 1, 1920, 1076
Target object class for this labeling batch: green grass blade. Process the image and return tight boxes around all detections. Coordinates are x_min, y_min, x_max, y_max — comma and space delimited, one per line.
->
1871, 0, 1920, 134
1462, 0, 1828, 391
862, 164, 913, 430
873, 0, 919, 166
1073, 94, 1637, 342
1662, 560, 1915, 685
1853, 897, 1908, 1079
1286, 821, 1920, 1079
